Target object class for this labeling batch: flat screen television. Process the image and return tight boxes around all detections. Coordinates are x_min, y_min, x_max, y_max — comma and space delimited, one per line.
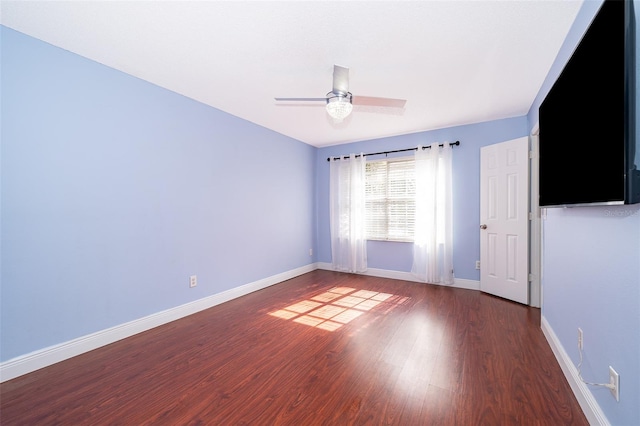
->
539, 0, 639, 207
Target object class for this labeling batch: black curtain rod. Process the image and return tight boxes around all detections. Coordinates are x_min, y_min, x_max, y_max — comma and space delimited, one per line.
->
326, 141, 460, 162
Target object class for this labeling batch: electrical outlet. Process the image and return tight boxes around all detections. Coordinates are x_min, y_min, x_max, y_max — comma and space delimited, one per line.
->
609, 366, 620, 402
577, 328, 583, 351
189, 275, 197, 288
475, 260, 481, 270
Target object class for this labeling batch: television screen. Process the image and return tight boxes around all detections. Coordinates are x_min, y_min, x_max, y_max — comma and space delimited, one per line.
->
539, 0, 637, 207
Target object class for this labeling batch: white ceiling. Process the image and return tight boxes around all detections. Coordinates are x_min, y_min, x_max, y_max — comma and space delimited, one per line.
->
1, 1, 582, 147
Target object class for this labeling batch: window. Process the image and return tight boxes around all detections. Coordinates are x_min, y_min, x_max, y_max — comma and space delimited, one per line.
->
365, 158, 415, 241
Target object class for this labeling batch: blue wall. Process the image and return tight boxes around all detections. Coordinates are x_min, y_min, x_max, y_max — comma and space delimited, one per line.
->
0, 27, 316, 361
527, 1, 640, 424
316, 117, 528, 281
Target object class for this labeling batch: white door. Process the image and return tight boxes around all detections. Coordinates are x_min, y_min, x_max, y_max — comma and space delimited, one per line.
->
480, 137, 529, 304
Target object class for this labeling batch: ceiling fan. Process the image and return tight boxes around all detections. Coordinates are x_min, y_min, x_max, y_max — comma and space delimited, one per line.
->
275, 65, 407, 121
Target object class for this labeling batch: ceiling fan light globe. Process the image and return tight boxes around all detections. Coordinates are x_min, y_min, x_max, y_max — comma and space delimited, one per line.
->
326, 94, 353, 120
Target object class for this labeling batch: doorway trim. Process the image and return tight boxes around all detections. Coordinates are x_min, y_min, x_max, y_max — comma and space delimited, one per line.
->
529, 124, 542, 308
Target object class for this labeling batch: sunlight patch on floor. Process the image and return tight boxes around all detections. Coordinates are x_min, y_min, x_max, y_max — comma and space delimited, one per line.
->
269, 286, 408, 331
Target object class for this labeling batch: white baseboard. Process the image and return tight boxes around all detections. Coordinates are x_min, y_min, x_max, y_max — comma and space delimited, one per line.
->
0, 263, 479, 383
540, 315, 609, 426
0, 263, 317, 383
2, 263, 608, 424
316, 262, 480, 291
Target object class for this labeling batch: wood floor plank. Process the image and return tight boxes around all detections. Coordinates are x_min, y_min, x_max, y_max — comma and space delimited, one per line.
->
0, 270, 587, 425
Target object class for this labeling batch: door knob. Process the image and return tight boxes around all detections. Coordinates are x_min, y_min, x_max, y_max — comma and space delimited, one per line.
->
480, 224, 487, 230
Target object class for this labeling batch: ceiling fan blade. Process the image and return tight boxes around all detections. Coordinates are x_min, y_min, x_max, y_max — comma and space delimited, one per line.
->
275, 103, 324, 109
274, 97, 326, 102
332, 65, 350, 94
352, 96, 406, 108
353, 105, 406, 116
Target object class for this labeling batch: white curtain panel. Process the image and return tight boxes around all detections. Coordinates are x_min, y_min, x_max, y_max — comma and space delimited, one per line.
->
411, 142, 454, 284
329, 154, 367, 273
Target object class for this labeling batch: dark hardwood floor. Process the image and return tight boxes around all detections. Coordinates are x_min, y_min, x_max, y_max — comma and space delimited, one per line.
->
1, 270, 587, 425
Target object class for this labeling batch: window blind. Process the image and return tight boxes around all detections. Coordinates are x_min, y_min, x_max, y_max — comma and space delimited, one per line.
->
365, 158, 415, 241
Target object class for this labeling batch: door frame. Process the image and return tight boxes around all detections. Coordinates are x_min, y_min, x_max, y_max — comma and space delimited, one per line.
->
529, 125, 542, 308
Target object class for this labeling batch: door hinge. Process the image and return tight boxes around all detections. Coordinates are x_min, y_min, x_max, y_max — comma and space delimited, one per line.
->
529, 212, 533, 221
529, 150, 535, 159
528, 273, 534, 282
